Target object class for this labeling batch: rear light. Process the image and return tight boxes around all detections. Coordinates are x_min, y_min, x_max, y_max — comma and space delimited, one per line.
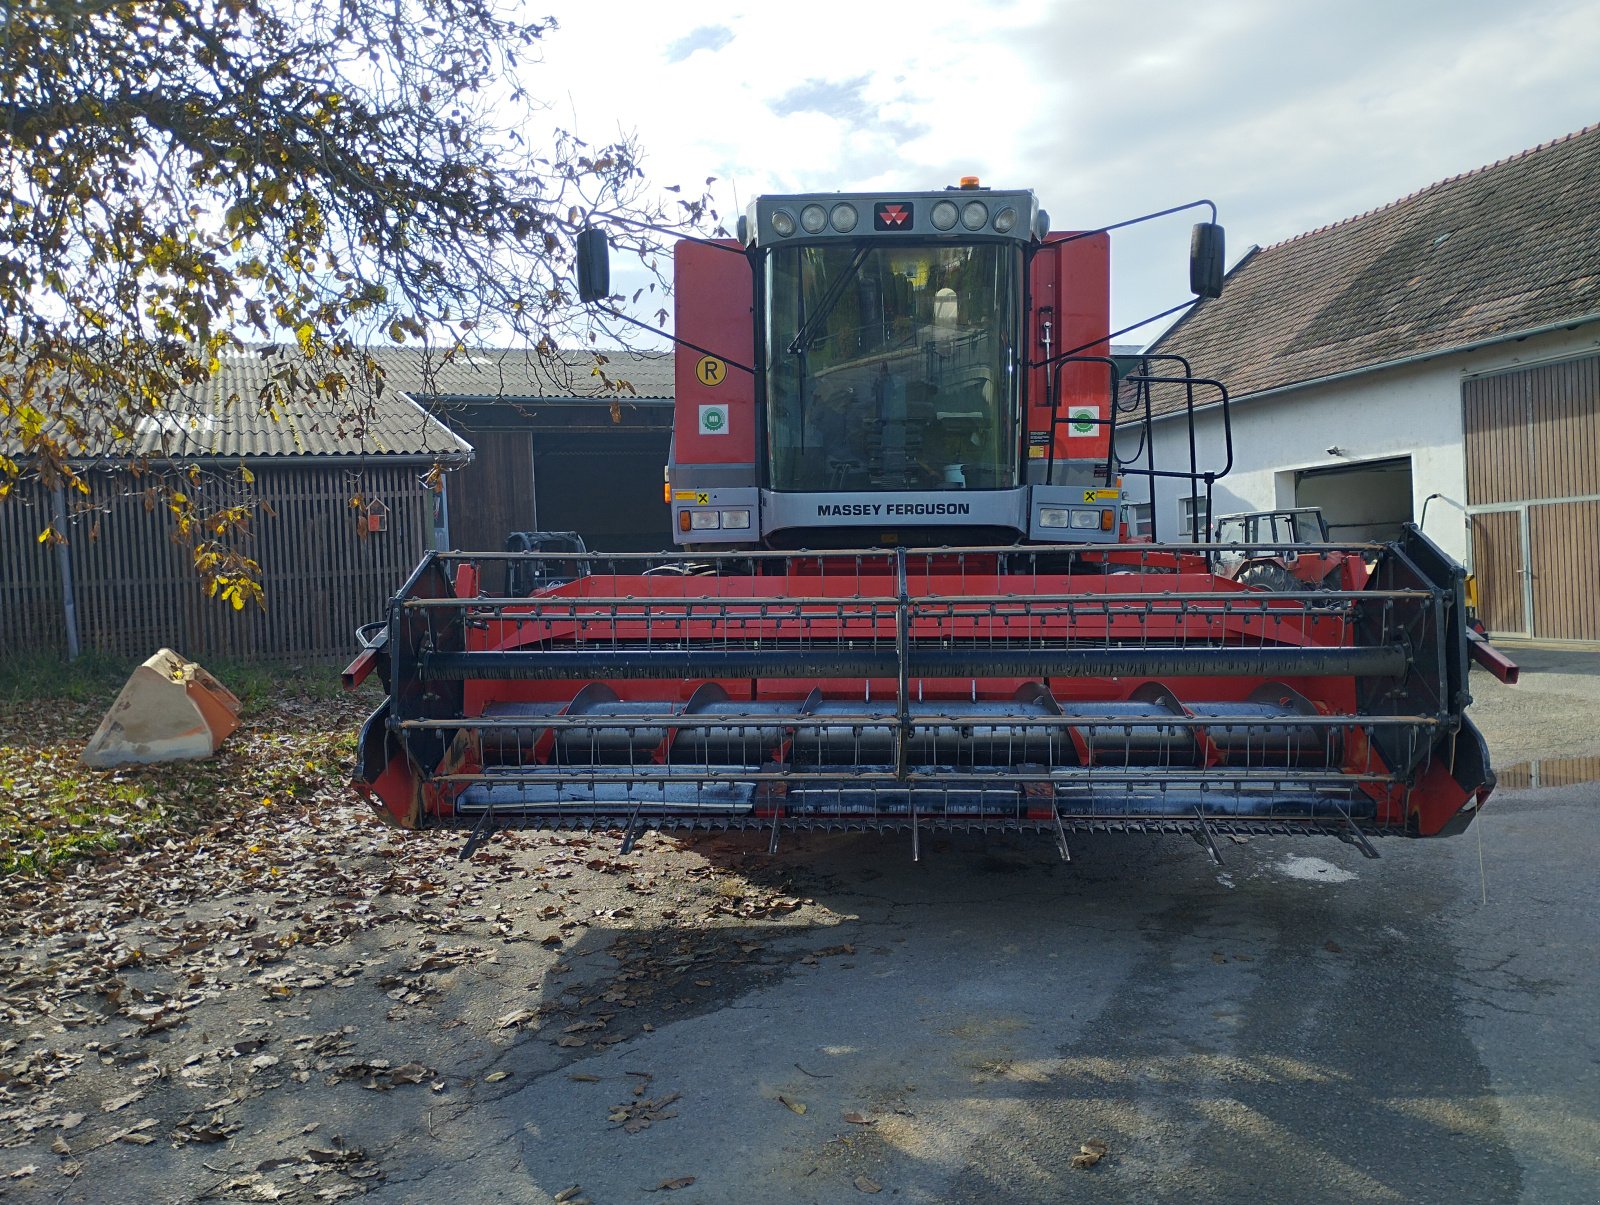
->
688, 510, 721, 530
1038, 507, 1070, 529
719, 509, 751, 530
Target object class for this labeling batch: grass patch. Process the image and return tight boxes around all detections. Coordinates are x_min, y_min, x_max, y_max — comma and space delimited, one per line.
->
0, 649, 134, 706
0, 657, 370, 878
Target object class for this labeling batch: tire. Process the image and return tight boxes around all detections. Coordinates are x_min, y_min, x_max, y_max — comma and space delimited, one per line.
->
1235, 562, 1300, 592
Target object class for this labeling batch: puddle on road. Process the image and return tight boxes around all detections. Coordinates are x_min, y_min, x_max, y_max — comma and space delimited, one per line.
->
1495, 755, 1600, 791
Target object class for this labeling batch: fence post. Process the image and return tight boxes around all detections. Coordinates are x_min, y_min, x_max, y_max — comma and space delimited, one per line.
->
51, 483, 81, 661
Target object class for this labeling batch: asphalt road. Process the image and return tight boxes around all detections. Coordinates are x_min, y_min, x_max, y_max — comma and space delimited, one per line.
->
8, 651, 1595, 1204
377, 784, 1600, 1204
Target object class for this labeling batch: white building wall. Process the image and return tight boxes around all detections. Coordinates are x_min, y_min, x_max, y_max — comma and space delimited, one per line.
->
1130, 324, 1600, 566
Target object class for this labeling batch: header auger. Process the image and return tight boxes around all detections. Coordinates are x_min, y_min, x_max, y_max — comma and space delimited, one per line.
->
347, 181, 1499, 859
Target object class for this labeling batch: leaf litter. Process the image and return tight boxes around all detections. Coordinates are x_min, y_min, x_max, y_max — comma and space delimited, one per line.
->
0, 678, 831, 1197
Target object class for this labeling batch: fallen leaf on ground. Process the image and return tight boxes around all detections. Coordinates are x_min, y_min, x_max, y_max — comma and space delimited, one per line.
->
778, 1094, 807, 1115
654, 1176, 695, 1190
554, 1188, 583, 1203
854, 1174, 882, 1193
843, 1111, 876, 1125
485, 1071, 511, 1083
1071, 1138, 1109, 1169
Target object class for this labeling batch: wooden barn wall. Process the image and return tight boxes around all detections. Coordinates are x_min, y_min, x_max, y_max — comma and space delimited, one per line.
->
1464, 354, 1600, 506
0, 464, 433, 663
1463, 352, 1600, 641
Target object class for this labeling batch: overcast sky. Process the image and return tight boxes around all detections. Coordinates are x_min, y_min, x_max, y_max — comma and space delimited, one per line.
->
527, 0, 1600, 343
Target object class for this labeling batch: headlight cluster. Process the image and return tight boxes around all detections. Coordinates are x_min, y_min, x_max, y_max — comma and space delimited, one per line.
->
1038, 507, 1115, 531
679, 508, 752, 532
771, 204, 860, 237
931, 199, 1020, 234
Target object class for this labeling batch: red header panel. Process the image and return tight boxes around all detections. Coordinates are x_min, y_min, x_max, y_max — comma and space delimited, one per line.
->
674, 239, 756, 466
1027, 232, 1111, 462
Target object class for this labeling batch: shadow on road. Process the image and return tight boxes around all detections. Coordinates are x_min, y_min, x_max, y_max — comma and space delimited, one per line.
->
470, 829, 1527, 1205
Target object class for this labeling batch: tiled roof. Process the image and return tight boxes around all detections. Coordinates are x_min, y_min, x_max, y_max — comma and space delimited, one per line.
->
1146, 123, 1600, 409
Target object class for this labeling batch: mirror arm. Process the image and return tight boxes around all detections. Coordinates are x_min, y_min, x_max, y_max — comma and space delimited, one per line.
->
1040, 199, 1219, 247
592, 305, 756, 377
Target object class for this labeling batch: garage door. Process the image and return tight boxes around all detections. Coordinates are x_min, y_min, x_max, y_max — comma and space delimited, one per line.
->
534, 430, 672, 552
1464, 353, 1600, 641
1294, 457, 1413, 541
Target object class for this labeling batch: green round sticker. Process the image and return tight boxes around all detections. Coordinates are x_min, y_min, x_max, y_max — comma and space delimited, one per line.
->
703, 408, 725, 431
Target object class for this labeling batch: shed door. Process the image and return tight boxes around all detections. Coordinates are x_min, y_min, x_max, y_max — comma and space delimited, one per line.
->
1467, 508, 1527, 637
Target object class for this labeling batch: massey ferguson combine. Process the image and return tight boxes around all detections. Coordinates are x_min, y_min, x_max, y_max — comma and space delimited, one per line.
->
346, 182, 1501, 859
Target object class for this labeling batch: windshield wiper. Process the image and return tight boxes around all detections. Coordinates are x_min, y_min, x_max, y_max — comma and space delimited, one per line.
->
786, 244, 872, 355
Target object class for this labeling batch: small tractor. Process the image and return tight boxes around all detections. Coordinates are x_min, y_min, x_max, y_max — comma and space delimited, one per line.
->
345, 182, 1500, 859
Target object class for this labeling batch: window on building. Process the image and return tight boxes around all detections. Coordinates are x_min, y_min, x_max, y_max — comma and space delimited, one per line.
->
1177, 495, 1209, 542
1124, 502, 1153, 538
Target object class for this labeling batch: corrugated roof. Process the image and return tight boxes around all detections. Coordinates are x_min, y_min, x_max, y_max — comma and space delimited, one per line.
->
8, 345, 674, 462
385, 347, 674, 401
1146, 123, 1600, 409
120, 347, 475, 461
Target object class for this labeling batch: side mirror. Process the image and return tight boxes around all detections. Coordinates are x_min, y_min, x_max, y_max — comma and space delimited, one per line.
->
575, 227, 610, 303
1189, 222, 1225, 299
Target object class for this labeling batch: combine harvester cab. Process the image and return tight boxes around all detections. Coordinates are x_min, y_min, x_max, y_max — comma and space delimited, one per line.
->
348, 183, 1501, 857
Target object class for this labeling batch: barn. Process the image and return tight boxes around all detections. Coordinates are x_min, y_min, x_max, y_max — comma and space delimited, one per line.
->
1128, 124, 1600, 642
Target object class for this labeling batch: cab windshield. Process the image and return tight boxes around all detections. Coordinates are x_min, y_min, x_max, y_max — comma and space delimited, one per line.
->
765, 242, 1019, 492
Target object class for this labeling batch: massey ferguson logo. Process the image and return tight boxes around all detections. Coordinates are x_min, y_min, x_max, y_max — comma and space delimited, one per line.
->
874, 201, 913, 230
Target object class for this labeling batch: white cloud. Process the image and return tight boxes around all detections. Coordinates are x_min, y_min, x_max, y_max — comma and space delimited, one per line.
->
529, 0, 1600, 335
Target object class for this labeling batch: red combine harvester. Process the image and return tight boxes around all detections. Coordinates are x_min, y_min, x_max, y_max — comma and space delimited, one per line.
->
346, 183, 1503, 860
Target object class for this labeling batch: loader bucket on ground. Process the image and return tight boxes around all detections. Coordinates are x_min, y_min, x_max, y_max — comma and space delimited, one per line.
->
351, 526, 1493, 853
82, 649, 242, 769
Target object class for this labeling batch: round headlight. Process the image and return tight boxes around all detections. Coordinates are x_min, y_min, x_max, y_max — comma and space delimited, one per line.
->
829, 203, 858, 233
800, 204, 828, 234
930, 199, 959, 230
961, 201, 988, 230
993, 206, 1018, 234
770, 209, 797, 237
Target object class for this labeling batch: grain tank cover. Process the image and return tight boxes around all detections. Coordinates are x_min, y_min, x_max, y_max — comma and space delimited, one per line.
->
747, 190, 1040, 247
